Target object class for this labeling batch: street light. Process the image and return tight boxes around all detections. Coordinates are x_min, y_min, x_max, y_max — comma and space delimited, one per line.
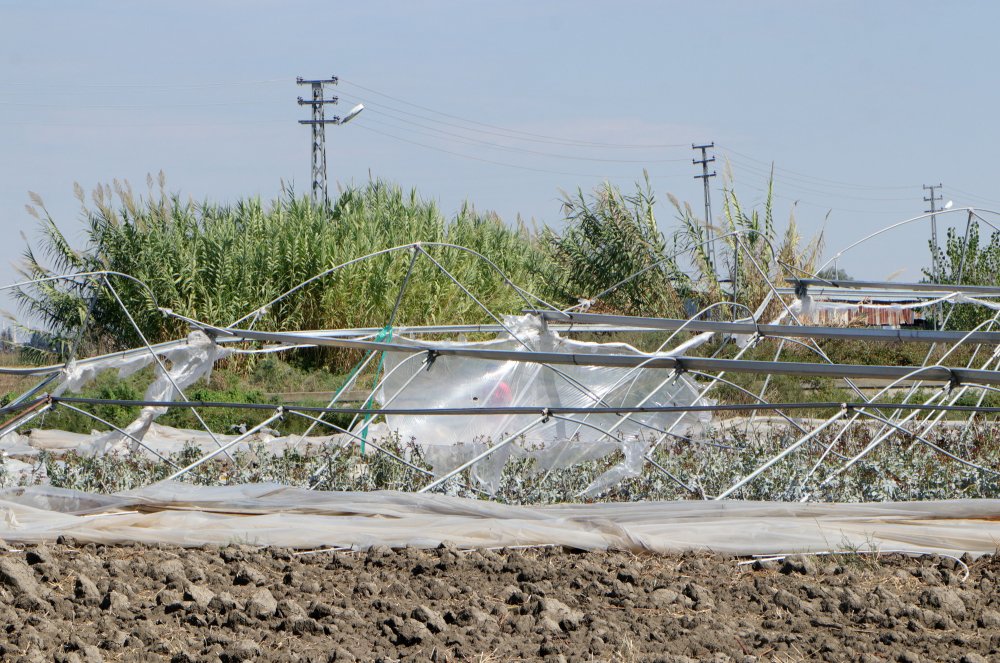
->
339, 103, 365, 125
297, 78, 364, 205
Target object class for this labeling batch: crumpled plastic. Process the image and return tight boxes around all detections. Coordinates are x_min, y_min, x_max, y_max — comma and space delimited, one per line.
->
1, 481, 999, 558
49, 331, 232, 455
379, 314, 713, 494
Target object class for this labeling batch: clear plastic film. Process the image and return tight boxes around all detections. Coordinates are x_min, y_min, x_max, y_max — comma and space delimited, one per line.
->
52, 331, 233, 455
379, 315, 712, 493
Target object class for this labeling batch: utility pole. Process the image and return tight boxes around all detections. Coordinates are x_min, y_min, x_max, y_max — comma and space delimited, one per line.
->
297, 76, 340, 206
924, 183, 943, 279
924, 183, 943, 329
692, 143, 717, 275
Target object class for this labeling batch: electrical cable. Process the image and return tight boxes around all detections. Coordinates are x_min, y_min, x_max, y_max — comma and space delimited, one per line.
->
338, 79, 688, 149
0, 78, 287, 89
354, 123, 655, 179
359, 111, 691, 164
716, 143, 917, 191
720, 153, 918, 202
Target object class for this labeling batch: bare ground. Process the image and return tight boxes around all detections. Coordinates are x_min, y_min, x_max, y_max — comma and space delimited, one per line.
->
0, 542, 997, 662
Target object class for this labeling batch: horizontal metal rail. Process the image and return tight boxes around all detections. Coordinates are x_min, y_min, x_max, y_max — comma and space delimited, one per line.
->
0, 335, 253, 377
44, 395, 1000, 416
788, 278, 1000, 296
270, 323, 659, 337
533, 310, 1000, 344
190, 323, 1000, 386
772, 288, 984, 301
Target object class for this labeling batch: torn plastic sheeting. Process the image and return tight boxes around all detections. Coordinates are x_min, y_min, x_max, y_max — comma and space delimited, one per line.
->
1, 482, 1000, 557
53, 331, 227, 397
0, 458, 42, 487
49, 331, 234, 455
53, 352, 150, 396
378, 315, 711, 492
577, 436, 652, 497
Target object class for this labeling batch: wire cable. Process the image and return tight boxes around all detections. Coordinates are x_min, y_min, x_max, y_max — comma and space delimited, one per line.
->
354, 124, 655, 179
360, 111, 691, 164
339, 79, 689, 149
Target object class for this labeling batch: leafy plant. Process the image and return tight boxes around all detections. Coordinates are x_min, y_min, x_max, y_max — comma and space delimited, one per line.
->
925, 220, 1000, 330
541, 173, 691, 316
14, 177, 553, 367
668, 169, 824, 320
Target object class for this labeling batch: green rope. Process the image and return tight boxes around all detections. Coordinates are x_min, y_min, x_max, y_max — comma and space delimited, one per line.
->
360, 325, 393, 454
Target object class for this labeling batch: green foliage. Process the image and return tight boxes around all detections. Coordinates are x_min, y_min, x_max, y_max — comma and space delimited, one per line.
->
15, 178, 551, 363
817, 267, 851, 281
35, 355, 359, 435
925, 221, 1000, 330
16, 173, 824, 362
540, 174, 691, 316
539, 169, 823, 322
28, 423, 1000, 503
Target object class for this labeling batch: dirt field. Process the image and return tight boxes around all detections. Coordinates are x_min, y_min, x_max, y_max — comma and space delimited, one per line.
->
0, 542, 997, 662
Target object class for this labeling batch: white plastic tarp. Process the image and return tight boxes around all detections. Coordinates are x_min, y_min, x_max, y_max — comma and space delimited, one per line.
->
0, 481, 998, 557
46, 331, 233, 455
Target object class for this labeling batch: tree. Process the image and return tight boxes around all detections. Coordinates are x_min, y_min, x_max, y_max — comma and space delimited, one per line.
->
924, 221, 1000, 329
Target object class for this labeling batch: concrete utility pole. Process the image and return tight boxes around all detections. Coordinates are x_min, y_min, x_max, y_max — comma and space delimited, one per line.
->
924, 183, 943, 277
297, 76, 340, 206
924, 183, 943, 329
692, 143, 717, 275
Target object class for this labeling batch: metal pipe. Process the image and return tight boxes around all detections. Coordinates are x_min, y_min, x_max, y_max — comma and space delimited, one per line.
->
715, 411, 844, 500
44, 395, 1000, 417
532, 310, 1000, 345
56, 402, 179, 467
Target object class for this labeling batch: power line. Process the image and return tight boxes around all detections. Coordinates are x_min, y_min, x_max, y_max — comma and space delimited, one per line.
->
944, 186, 1000, 209
0, 78, 287, 89
716, 143, 917, 191
733, 179, 892, 215
342, 92, 685, 151
338, 79, 688, 149
0, 118, 287, 128
721, 154, 918, 202
0, 99, 285, 109
360, 111, 691, 164
354, 123, 657, 180
337, 92, 678, 150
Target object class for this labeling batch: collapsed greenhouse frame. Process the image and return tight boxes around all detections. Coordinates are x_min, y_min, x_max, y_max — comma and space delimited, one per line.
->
3, 207, 1000, 554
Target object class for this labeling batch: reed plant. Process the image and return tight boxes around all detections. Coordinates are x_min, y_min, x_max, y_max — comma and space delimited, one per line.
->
669, 168, 824, 319
15, 176, 550, 362
540, 173, 692, 316
14, 171, 823, 368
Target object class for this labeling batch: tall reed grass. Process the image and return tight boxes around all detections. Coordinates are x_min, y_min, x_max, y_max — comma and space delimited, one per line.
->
15, 171, 822, 364
16, 176, 549, 359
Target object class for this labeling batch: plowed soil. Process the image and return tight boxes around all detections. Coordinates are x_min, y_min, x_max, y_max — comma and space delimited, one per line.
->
0, 542, 997, 662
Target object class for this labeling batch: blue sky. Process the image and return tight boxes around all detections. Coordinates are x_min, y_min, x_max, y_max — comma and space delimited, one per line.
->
2, 0, 998, 308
